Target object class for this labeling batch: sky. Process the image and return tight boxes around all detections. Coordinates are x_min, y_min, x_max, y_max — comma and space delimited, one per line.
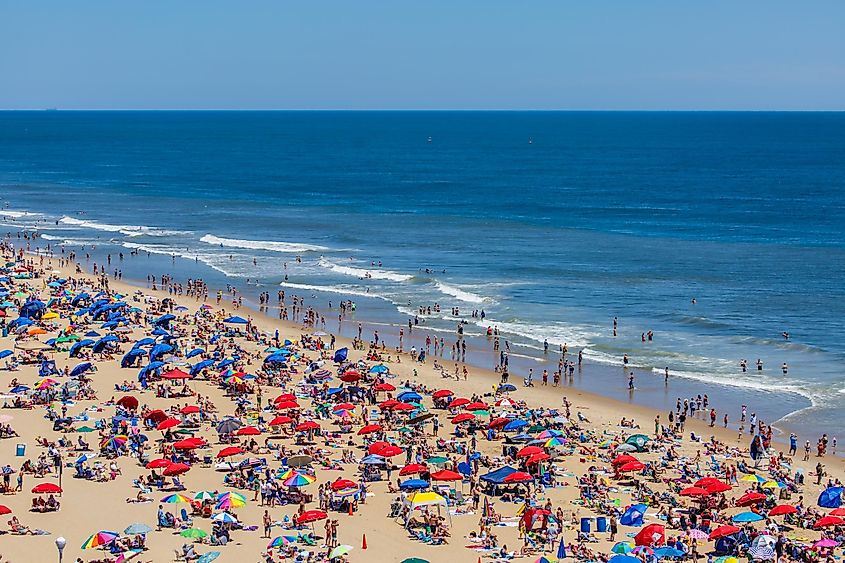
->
1, 1, 844, 110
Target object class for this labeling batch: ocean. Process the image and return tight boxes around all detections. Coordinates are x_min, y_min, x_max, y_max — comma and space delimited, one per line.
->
1, 110, 844, 441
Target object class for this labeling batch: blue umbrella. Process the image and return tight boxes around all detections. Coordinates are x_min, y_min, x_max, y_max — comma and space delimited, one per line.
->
819, 487, 843, 508
620, 504, 647, 526
399, 479, 429, 490
398, 391, 423, 403
655, 548, 685, 558
70, 362, 93, 377
368, 365, 389, 373
10, 385, 29, 394
134, 338, 156, 348
504, 419, 529, 431
361, 455, 386, 465
610, 556, 642, 563
0, 350, 12, 359
732, 511, 765, 523
190, 359, 214, 375
149, 343, 173, 361
557, 538, 567, 559
186, 348, 205, 359
223, 316, 248, 324
498, 383, 517, 392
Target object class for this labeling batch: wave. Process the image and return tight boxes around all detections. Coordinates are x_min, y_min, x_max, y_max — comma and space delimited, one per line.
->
121, 241, 239, 277
60, 216, 189, 237
318, 258, 413, 282
200, 234, 328, 253
278, 281, 393, 302
1, 209, 41, 218
434, 281, 487, 304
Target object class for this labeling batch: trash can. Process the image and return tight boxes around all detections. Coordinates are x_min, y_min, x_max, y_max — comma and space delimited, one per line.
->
15, 443, 25, 456
580, 517, 591, 533
596, 516, 607, 532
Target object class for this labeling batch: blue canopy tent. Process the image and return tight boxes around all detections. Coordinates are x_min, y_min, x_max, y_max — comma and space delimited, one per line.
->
479, 466, 520, 485
399, 479, 430, 491
819, 487, 843, 508
223, 316, 248, 324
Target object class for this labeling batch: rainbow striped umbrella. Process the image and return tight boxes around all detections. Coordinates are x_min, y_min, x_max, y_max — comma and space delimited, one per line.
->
283, 472, 316, 488
35, 378, 58, 389
544, 437, 566, 447
81, 530, 119, 549
100, 435, 128, 450
215, 492, 247, 509
193, 491, 216, 501
268, 535, 298, 548
161, 493, 192, 504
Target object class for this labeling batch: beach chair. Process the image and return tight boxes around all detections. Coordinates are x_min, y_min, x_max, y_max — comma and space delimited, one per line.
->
180, 508, 193, 528
201, 455, 212, 468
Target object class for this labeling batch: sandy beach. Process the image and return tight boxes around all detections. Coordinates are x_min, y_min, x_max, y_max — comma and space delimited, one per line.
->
0, 235, 843, 563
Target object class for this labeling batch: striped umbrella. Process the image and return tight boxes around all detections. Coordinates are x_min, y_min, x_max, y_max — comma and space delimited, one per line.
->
81, 531, 119, 549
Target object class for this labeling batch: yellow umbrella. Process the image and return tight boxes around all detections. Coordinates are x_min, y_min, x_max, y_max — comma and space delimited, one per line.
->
41, 312, 59, 320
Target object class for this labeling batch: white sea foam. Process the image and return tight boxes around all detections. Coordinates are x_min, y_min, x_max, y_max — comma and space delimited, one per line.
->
434, 281, 487, 304
278, 281, 393, 302
200, 234, 328, 253
1, 209, 41, 218
121, 241, 239, 277
318, 258, 413, 282
60, 216, 189, 237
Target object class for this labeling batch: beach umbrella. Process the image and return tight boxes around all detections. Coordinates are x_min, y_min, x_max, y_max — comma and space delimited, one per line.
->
767, 504, 797, 516
197, 552, 221, 563
813, 539, 839, 549
295, 421, 320, 432
430, 470, 462, 481
655, 547, 685, 558
116, 395, 139, 410
619, 461, 645, 472
216, 446, 244, 458
0, 505, 11, 515
181, 528, 208, 539
612, 542, 635, 554
173, 438, 205, 450
373, 382, 395, 392
268, 536, 298, 548
216, 492, 247, 509
269, 415, 293, 426
740, 474, 766, 483
216, 418, 242, 434
708, 525, 741, 540
399, 464, 428, 476
732, 511, 764, 523
236, 426, 261, 436
124, 523, 153, 535
687, 529, 708, 540
358, 424, 383, 435
223, 315, 248, 324
432, 389, 453, 399
517, 445, 544, 457
620, 504, 648, 526
609, 556, 642, 563
504, 419, 529, 431
830, 507, 845, 516
81, 531, 119, 549
749, 545, 775, 560
186, 348, 205, 359
275, 400, 300, 410
296, 510, 328, 524
32, 483, 62, 494
157, 417, 182, 431
400, 559, 430, 563
634, 523, 665, 546
465, 401, 488, 411
284, 472, 316, 488
161, 368, 191, 380
180, 405, 201, 414
0, 350, 12, 359
330, 479, 358, 491
330, 545, 353, 559
163, 463, 191, 476
706, 481, 732, 493
146, 458, 172, 469
193, 491, 216, 501
211, 512, 238, 524
616, 443, 638, 453
814, 515, 845, 528
737, 492, 768, 506
451, 413, 475, 424
680, 487, 710, 497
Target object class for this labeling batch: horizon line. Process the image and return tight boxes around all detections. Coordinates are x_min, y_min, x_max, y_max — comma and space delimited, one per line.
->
1, 108, 844, 113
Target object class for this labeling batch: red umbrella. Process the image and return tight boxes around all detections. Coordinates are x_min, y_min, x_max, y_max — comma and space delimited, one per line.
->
503, 471, 534, 483
330, 479, 358, 491
736, 492, 767, 506
274, 393, 297, 403
378, 445, 404, 457
32, 483, 62, 494
339, 373, 360, 383
526, 452, 551, 464
156, 418, 181, 431
379, 400, 399, 410
297, 509, 328, 524
368, 441, 390, 455
143, 409, 168, 424
275, 400, 300, 410
708, 525, 741, 540
464, 401, 488, 411
488, 418, 512, 429
391, 403, 416, 411
334, 403, 355, 411
161, 369, 191, 380
236, 426, 261, 436
180, 405, 201, 414
269, 415, 293, 426
814, 516, 845, 529
612, 454, 638, 466
373, 383, 396, 392
216, 446, 245, 458
0, 505, 11, 515
679, 487, 710, 497
635, 523, 666, 546
357, 424, 383, 435
295, 421, 320, 432
447, 397, 470, 409
705, 482, 732, 494
768, 504, 798, 516
431, 470, 463, 481
163, 462, 191, 476
173, 438, 205, 450
619, 461, 645, 472
399, 463, 427, 476
451, 413, 475, 424
694, 477, 722, 487
145, 458, 172, 469
432, 389, 454, 399
516, 446, 543, 458
116, 395, 139, 410
829, 508, 845, 517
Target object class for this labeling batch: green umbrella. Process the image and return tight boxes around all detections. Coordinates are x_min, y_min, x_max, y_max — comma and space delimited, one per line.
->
401, 559, 430, 563
124, 523, 153, 535
181, 528, 208, 539
426, 456, 449, 465
76, 426, 96, 433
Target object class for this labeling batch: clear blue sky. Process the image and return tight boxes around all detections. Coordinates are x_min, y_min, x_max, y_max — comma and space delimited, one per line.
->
2, 1, 843, 110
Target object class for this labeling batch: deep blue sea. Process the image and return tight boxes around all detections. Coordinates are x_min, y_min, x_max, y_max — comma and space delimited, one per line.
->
2, 111, 844, 440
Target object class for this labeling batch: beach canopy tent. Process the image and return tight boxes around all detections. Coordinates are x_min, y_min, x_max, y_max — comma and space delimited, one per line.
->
819, 487, 843, 508
620, 504, 648, 526
403, 491, 450, 526
479, 466, 522, 485
223, 316, 248, 324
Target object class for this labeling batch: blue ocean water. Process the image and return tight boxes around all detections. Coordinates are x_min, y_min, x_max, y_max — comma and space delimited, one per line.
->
2, 111, 844, 438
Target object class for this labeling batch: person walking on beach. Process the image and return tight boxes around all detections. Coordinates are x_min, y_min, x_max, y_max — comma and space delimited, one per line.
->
804, 440, 811, 461
789, 433, 797, 456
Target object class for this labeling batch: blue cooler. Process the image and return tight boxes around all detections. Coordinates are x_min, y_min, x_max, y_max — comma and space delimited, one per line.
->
596, 516, 608, 532
580, 517, 591, 533
16, 443, 25, 456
